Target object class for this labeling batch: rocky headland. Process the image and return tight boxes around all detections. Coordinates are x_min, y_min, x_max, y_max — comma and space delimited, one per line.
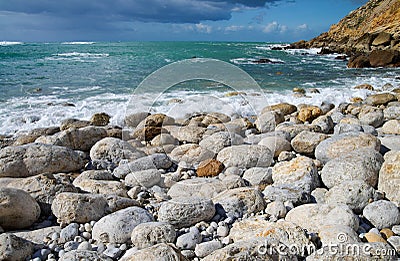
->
290, 0, 400, 68
1, 84, 400, 260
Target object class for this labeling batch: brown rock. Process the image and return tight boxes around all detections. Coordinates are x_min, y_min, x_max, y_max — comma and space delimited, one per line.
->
369, 49, 400, 67
261, 103, 297, 116
350, 97, 363, 103
291, 131, 329, 155
382, 119, 400, 134
143, 113, 175, 127
60, 119, 90, 130
372, 32, 392, 46
354, 83, 374, 90
14, 127, 60, 146
90, 112, 111, 126
297, 106, 323, 123
365, 93, 397, 106
364, 232, 387, 243
293, 87, 306, 94
133, 126, 167, 141
196, 159, 224, 177
380, 228, 395, 240
378, 151, 400, 205
348, 54, 370, 68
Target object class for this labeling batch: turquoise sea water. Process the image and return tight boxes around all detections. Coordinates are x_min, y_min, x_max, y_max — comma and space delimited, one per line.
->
1, 41, 399, 135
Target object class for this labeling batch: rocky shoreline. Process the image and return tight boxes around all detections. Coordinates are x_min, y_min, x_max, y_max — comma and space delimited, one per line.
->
1, 84, 400, 260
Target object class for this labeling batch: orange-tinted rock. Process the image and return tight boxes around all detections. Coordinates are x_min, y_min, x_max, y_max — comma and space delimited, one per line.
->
364, 232, 387, 243
197, 159, 224, 177
297, 106, 323, 123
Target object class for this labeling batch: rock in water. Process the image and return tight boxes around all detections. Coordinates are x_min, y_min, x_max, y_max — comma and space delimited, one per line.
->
0, 188, 41, 230
92, 206, 154, 244
0, 143, 85, 178
90, 112, 111, 126
158, 197, 215, 228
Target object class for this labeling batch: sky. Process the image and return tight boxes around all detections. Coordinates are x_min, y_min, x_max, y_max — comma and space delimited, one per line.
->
0, 0, 368, 42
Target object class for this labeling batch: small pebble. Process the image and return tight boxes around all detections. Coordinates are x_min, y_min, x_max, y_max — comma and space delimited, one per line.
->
74, 236, 84, 243
221, 236, 232, 245
32, 257, 41, 261
216, 225, 229, 237
78, 241, 92, 251
181, 250, 196, 259
51, 232, 60, 241
84, 223, 92, 232
82, 232, 91, 240
48, 243, 57, 251
392, 225, 400, 235
79, 226, 85, 233
58, 250, 66, 257
64, 241, 80, 251
119, 244, 127, 251
369, 228, 380, 235
103, 246, 122, 259
206, 226, 214, 234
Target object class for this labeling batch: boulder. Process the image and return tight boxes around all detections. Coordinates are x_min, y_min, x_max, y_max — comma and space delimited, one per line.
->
130, 222, 176, 249
73, 179, 127, 197
13, 226, 61, 244
51, 192, 109, 225
60, 118, 90, 130
372, 32, 392, 46
90, 137, 146, 165
263, 184, 311, 206
216, 145, 273, 169
320, 148, 383, 188
196, 159, 224, 177
0, 234, 34, 261
202, 240, 270, 261
90, 112, 110, 126
242, 167, 273, 187
158, 197, 215, 228
165, 125, 206, 144
125, 169, 162, 188
363, 200, 400, 230
167, 178, 226, 199
36, 126, 107, 151
325, 180, 377, 213
170, 144, 214, 169
315, 132, 380, 164
59, 250, 102, 261
382, 119, 400, 134
312, 115, 334, 134
92, 206, 154, 244
0, 188, 40, 230
258, 136, 291, 157
297, 106, 323, 123
348, 54, 371, 68
150, 133, 179, 146
378, 150, 400, 204
254, 111, 284, 133
272, 156, 319, 192
124, 112, 150, 128
286, 203, 359, 233
0, 143, 85, 178
365, 93, 397, 106
261, 103, 297, 116
291, 131, 329, 156
13, 127, 60, 146
358, 106, 384, 127
275, 123, 322, 139
199, 131, 243, 154
113, 153, 172, 179
369, 49, 400, 67
212, 187, 265, 217
119, 243, 185, 261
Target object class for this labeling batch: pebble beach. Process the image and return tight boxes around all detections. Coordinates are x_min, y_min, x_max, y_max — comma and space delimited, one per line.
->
1, 83, 400, 260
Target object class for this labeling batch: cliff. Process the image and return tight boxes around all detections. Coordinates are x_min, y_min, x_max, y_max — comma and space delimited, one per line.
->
290, 0, 400, 67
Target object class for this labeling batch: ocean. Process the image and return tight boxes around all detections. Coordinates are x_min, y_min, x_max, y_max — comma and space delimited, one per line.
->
1, 41, 399, 136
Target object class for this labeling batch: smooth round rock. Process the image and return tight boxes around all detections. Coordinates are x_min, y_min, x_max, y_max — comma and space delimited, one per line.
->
131, 222, 176, 249
216, 145, 273, 169
0, 234, 34, 261
363, 200, 400, 230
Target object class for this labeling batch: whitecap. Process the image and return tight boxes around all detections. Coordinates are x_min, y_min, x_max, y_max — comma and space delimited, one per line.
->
0, 41, 23, 46
61, 42, 95, 45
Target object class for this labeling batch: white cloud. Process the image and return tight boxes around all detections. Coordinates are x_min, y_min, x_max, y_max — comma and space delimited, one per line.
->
195, 23, 212, 33
262, 21, 287, 33
297, 23, 309, 30
225, 25, 245, 32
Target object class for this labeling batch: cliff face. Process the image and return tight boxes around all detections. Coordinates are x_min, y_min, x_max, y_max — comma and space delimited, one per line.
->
291, 0, 400, 67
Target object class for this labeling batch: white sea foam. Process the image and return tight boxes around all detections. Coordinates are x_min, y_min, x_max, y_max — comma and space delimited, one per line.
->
230, 57, 284, 65
61, 42, 95, 45
56, 52, 109, 58
0, 41, 23, 46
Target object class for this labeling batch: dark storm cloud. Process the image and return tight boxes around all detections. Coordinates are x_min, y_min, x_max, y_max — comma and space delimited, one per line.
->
0, 0, 283, 24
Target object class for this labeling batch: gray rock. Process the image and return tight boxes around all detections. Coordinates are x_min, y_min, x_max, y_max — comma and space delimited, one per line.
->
265, 200, 287, 219
382, 120, 400, 135
213, 187, 265, 217
151, 133, 179, 146
333, 123, 363, 135
358, 107, 384, 127
311, 188, 328, 204
119, 243, 185, 261
35, 126, 107, 151
363, 200, 400, 230
216, 225, 229, 237
216, 145, 273, 169
275, 123, 322, 139
105, 194, 139, 213
167, 178, 226, 199
0, 143, 85, 178
113, 153, 172, 179
0, 188, 40, 230
318, 224, 361, 245
325, 180, 377, 213
59, 250, 102, 261
0, 233, 34, 261
176, 227, 202, 250
165, 125, 206, 143
169, 144, 214, 169
378, 151, 400, 205
392, 225, 400, 235
0, 173, 76, 216
286, 203, 359, 233
60, 223, 79, 243
51, 192, 109, 225
73, 178, 127, 197
194, 240, 223, 258
158, 197, 215, 228
77, 241, 92, 251
380, 136, 400, 151
320, 148, 383, 188
220, 174, 246, 189
272, 156, 319, 193
315, 132, 380, 164
199, 131, 244, 154
103, 245, 122, 259
13, 226, 60, 244
263, 184, 311, 205
387, 236, 400, 255
125, 169, 161, 188
201, 239, 267, 261
254, 111, 284, 133
258, 136, 291, 157
124, 112, 150, 128
291, 131, 329, 156
384, 105, 400, 120
92, 206, 154, 244
131, 222, 176, 249
244, 131, 291, 145
90, 137, 146, 165
242, 167, 273, 187
312, 115, 334, 134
